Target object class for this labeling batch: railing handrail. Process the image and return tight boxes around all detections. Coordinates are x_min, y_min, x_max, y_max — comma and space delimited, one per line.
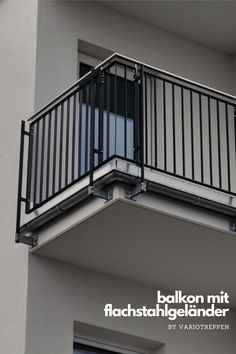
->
28, 52, 118, 124
116, 53, 236, 102
28, 52, 235, 124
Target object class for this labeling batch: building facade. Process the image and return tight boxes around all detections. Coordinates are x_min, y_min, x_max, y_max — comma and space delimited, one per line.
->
1, 1, 236, 354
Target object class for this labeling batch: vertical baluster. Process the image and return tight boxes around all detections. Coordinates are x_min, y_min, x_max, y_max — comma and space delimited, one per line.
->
225, 103, 231, 192
216, 100, 222, 189
163, 80, 167, 171
26, 123, 33, 212
98, 72, 104, 164
89, 74, 96, 186
190, 90, 194, 180
181, 87, 185, 177
150, 76, 153, 165
85, 85, 89, 172
78, 89, 82, 178
46, 111, 51, 199
106, 70, 110, 159
16, 121, 26, 237
208, 96, 213, 186
124, 66, 127, 158
199, 93, 204, 183
139, 65, 145, 181
59, 102, 64, 189
144, 73, 148, 164
72, 92, 76, 180
52, 106, 58, 195
172, 84, 176, 174
65, 97, 70, 185
39, 116, 45, 203
33, 120, 39, 207
154, 76, 157, 168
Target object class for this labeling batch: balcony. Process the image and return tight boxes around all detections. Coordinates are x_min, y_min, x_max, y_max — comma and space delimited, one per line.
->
16, 53, 236, 246
15, 53, 236, 300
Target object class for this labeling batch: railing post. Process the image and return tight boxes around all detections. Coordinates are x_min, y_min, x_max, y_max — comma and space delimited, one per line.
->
88, 69, 112, 202
16, 121, 26, 242
125, 64, 147, 199
134, 64, 139, 163
139, 64, 145, 183
89, 70, 96, 187
98, 70, 104, 164
25, 124, 34, 213
134, 63, 145, 182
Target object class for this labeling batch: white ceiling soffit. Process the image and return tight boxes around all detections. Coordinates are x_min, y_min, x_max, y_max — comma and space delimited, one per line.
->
100, 0, 236, 55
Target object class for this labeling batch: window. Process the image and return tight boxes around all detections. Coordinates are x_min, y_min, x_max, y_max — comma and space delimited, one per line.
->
74, 343, 121, 354
80, 62, 94, 78
78, 52, 135, 166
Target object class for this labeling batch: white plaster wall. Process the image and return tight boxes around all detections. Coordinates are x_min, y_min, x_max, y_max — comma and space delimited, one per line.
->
25, 256, 236, 354
35, 1, 234, 111
0, 1, 38, 353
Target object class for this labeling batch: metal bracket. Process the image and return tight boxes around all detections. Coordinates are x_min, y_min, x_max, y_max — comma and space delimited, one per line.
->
16, 233, 38, 247
88, 186, 113, 201
229, 219, 236, 232
23, 125, 33, 137
125, 181, 147, 199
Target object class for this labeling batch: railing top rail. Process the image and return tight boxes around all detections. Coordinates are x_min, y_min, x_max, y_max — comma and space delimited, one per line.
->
28, 52, 118, 123
28, 52, 236, 124
115, 53, 236, 102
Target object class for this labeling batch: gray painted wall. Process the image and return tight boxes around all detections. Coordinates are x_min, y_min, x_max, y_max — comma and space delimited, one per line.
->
1, 1, 236, 354
0, 1, 38, 353
35, 1, 234, 110
28, 2, 236, 352
25, 256, 236, 354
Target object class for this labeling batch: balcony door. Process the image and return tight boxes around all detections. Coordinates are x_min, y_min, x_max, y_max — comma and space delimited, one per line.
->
78, 53, 135, 175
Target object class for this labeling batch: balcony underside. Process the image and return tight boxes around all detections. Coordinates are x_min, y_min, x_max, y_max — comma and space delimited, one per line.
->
33, 196, 236, 307
31, 159, 236, 307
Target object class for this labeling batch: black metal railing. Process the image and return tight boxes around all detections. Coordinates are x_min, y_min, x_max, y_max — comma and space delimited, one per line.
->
143, 67, 236, 194
16, 54, 236, 232
24, 58, 143, 213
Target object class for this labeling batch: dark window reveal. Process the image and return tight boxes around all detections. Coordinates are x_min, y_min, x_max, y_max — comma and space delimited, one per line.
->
80, 62, 94, 78
79, 62, 135, 119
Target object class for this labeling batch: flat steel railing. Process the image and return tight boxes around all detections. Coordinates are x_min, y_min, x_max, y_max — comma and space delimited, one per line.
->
16, 53, 236, 233
24, 55, 141, 213
142, 65, 236, 195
